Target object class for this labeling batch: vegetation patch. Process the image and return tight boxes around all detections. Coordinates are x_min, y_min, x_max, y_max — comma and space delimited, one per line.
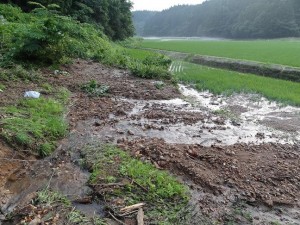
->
81, 80, 110, 97
0, 4, 173, 81
5, 189, 107, 225
0, 65, 40, 81
81, 143, 189, 224
0, 97, 68, 157
175, 61, 300, 106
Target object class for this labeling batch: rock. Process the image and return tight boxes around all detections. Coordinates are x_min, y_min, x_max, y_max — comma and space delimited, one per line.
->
28, 217, 42, 225
231, 120, 241, 126
127, 130, 134, 135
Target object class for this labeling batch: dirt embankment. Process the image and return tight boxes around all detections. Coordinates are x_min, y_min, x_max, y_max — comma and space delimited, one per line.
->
0, 59, 299, 225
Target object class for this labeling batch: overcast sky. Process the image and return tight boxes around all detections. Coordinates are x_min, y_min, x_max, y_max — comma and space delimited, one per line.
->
131, 0, 205, 11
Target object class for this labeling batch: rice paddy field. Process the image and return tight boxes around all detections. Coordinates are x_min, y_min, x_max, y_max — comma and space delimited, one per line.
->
140, 39, 300, 68
171, 61, 300, 105
127, 38, 300, 105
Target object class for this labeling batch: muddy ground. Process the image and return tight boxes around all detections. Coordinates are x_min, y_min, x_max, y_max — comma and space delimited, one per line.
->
0, 59, 299, 224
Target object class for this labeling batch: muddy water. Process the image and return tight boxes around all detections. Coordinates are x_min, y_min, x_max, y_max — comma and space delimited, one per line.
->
91, 85, 300, 147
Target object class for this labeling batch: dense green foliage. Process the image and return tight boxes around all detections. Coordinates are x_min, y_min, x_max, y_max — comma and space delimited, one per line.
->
141, 39, 300, 68
133, 0, 300, 39
0, 4, 172, 79
173, 61, 300, 105
1, 0, 134, 40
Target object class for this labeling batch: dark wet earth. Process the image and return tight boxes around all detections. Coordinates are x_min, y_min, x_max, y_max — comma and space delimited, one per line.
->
0, 59, 299, 224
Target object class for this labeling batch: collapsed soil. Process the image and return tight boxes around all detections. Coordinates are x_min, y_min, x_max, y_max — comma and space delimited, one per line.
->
0, 59, 299, 225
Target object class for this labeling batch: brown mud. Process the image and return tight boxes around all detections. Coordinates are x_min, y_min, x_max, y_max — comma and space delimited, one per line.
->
0, 59, 299, 224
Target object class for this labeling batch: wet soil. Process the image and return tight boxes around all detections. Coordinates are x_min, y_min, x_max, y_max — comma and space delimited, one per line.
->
0, 59, 300, 224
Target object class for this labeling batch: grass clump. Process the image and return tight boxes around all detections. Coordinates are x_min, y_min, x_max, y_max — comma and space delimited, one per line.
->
37, 189, 71, 206
0, 65, 40, 81
175, 61, 300, 106
0, 98, 67, 157
81, 80, 110, 97
82, 143, 188, 224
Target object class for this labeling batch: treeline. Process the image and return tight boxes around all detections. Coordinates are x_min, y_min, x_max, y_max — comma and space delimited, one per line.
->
1, 0, 134, 40
133, 0, 300, 39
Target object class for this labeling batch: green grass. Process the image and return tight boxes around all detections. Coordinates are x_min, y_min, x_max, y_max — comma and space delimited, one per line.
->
83, 143, 188, 224
125, 48, 159, 60
141, 39, 300, 67
175, 61, 300, 105
1, 97, 68, 156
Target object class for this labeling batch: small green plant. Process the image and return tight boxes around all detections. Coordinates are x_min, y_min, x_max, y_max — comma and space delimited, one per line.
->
38, 142, 55, 157
270, 221, 281, 225
0, 65, 40, 81
0, 83, 5, 91
81, 80, 110, 96
15, 132, 31, 146
154, 81, 165, 89
41, 83, 53, 92
68, 209, 107, 225
37, 189, 71, 206
56, 87, 71, 104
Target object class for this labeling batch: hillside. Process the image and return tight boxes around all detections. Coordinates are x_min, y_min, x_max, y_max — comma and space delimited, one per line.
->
133, 0, 300, 39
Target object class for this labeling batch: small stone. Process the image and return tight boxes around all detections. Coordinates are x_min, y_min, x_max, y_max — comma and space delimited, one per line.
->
127, 130, 134, 135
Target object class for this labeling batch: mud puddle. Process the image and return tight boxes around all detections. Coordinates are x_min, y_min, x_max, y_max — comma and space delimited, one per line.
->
87, 84, 299, 148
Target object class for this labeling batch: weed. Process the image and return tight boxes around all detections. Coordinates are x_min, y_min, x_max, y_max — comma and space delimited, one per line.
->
0, 98, 68, 157
15, 132, 31, 146
37, 189, 71, 206
0, 83, 5, 91
81, 80, 110, 97
270, 221, 281, 225
40, 83, 53, 92
56, 87, 71, 104
68, 209, 107, 225
0, 65, 40, 81
154, 81, 165, 89
38, 142, 55, 157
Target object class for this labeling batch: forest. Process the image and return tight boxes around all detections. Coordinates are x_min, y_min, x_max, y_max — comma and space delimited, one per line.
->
133, 0, 300, 39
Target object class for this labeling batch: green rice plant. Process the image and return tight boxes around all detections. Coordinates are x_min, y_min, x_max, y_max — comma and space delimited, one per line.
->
175, 61, 300, 106
141, 39, 300, 68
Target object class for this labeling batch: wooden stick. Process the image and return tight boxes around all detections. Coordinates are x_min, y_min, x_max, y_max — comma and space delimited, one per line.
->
137, 208, 144, 225
120, 203, 145, 213
108, 211, 126, 225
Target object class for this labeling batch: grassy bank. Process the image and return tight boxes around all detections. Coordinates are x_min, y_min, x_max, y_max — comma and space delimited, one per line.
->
141, 39, 300, 67
82, 143, 189, 224
0, 84, 69, 157
174, 61, 300, 105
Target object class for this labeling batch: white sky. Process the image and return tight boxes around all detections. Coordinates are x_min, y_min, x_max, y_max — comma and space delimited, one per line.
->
131, 0, 206, 11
